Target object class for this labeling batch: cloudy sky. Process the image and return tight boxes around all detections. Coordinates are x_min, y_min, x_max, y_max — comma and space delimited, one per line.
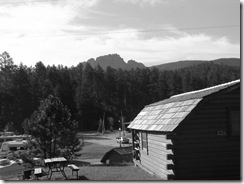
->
0, 0, 240, 67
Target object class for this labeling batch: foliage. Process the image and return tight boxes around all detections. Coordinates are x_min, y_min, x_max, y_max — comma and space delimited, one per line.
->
4, 122, 15, 132
18, 151, 36, 168
0, 51, 241, 134
23, 95, 81, 159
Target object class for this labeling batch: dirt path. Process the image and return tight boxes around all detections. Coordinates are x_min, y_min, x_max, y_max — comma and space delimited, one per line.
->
75, 131, 132, 165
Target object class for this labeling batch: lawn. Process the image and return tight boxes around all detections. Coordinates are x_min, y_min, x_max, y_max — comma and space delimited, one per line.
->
78, 165, 161, 181
0, 131, 162, 181
0, 163, 161, 181
28, 164, 161, 181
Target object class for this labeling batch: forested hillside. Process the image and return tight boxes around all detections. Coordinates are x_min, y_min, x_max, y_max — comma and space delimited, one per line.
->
0, 52, 240, 133
150, 58, 240, 71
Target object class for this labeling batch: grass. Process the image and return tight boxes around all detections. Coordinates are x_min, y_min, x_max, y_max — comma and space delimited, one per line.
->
36, 164, 161, 181
0, 131, 162, 181
0, 164, 161, 181
79, 141, 114, 161
76, 165, 161, 181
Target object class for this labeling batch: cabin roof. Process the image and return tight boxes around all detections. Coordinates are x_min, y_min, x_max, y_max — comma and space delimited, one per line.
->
100, 147, 132, 163
128, 80, 240, 131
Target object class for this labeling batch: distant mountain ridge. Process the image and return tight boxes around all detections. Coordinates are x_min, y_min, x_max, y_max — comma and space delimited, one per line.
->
82, 54, 240, 71
83, 54, 146, 70
151, 58, 240, 71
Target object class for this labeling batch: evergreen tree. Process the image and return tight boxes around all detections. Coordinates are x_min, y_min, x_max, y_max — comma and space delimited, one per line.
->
75, 63, 99, 130
0, 52, 16, 130
149, 67, 160, 102
11, 63, 33, 133
23, 95, 81, 159
0, 51, 241, 133
104, 66, 119, 113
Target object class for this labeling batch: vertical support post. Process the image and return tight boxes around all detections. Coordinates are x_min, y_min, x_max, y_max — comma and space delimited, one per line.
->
119, 128, 121, 148
102, 112, 105, 135
132, 130, 134, 150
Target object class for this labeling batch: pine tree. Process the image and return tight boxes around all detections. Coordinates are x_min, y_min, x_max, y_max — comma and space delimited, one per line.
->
23, 95, 81, 160
0, 52, 16, 131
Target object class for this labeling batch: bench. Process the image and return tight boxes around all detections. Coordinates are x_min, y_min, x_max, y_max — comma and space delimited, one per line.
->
68, 164, 79, 179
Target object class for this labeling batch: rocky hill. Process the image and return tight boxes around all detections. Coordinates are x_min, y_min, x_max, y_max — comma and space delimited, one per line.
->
83, 54, 146, 70
82, 54, 240, 71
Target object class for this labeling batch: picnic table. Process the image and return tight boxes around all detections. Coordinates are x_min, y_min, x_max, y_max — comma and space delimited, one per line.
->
44, 157, 68, 180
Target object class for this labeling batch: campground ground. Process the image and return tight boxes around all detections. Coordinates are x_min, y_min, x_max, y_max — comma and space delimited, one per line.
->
76, 130, 126, 164
76, 131, 126, 164
0, 130, 161, 181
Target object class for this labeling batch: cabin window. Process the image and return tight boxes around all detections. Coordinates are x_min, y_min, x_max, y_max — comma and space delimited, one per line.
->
230, 110, 240, 136
141, 132, 148, 153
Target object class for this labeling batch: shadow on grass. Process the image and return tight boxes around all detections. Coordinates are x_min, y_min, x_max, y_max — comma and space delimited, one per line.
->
78, 175, 89, 180
91, 162, 134, 167
69, 175, 89, 180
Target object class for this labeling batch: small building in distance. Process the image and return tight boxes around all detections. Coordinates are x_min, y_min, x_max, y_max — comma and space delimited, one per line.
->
128, 80, 240, 180
101, 146, 133, 165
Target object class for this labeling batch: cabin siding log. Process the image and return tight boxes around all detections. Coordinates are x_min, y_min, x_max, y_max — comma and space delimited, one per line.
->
140, 156, 174, 178
137, 132, 174, 179
142, 150, 172, 166
209, 99, 240, 104
141, 154, 168, 171
149, 147, 173, 159
171, 89, 240, 180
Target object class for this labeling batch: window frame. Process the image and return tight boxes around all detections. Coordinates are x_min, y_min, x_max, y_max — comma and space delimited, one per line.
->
141, 131, 148, 155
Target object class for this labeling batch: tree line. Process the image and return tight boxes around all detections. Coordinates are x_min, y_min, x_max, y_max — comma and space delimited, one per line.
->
0, 52, 240, 133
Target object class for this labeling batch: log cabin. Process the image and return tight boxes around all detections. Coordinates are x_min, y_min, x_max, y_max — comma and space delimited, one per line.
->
128, 79, 240, 180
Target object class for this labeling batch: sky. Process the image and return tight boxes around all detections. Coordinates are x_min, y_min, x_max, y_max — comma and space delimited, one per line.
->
0, 0, 241, 67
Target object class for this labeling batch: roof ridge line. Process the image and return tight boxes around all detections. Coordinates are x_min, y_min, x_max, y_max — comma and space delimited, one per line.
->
170, 79, 240, 99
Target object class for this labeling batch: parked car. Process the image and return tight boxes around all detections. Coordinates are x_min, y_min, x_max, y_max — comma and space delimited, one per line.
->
116, 137, 129, 144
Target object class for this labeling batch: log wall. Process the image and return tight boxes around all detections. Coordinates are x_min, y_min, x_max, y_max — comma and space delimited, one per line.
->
136, 132, 174, 179
172, 88, 240, 180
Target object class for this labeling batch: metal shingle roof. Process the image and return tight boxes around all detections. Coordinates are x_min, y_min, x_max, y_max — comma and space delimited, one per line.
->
128, 99, 202, 131
128, 80, 240, 131
150, 80, 240, 107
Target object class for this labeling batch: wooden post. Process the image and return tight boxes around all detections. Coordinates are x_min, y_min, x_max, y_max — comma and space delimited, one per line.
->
121, 110, 125, 137
132, 130, 134, 150
102, 112, 105, 135
119, 128, 121, 148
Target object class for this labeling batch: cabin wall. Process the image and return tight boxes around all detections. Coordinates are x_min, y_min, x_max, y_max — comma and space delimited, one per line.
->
134, 131, 174, 179
172, 88, 240, 180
